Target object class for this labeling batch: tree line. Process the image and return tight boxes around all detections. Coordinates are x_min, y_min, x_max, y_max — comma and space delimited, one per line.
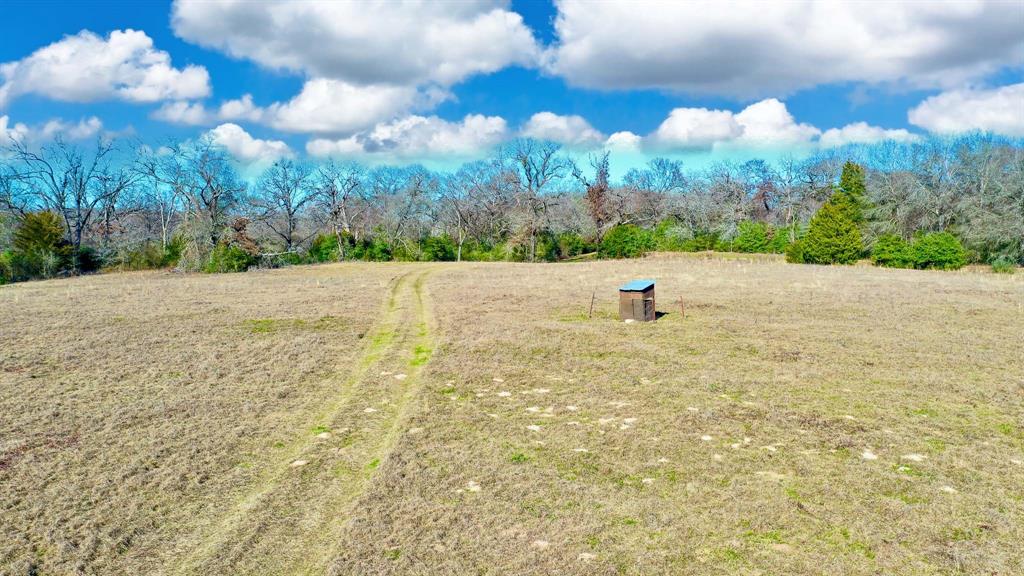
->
1, 132, 1020, 283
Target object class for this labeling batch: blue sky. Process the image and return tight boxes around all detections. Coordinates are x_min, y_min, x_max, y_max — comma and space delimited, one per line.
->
1, 0, 1022, 173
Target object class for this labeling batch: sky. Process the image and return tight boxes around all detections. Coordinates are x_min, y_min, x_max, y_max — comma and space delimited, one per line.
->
1, 0, 1022, 175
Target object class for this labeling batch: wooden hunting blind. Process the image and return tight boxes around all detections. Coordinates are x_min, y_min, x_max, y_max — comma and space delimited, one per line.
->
619, 279, 655, 322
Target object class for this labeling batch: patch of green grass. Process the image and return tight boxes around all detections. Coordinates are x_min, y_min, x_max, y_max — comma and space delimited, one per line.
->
509, 451, 530, 464
366, 458, 380, 471
383, 548, 401, 561
714, 547, 743, 564
311, 425, 330, 435
743, 529, 783, 545
925, 438, 947, 452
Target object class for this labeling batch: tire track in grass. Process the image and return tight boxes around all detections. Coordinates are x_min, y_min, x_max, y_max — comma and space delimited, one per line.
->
174, 268, 438, 575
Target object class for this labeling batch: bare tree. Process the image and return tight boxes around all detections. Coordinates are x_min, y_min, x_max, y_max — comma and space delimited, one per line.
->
502, 139, 571, 261
252, 159, 315, 252
572, 151, 612, 242
5, 136, 135, 269
313, 160, 365, 259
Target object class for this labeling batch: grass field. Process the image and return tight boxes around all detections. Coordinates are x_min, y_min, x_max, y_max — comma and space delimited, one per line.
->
1, 254, 1022, 575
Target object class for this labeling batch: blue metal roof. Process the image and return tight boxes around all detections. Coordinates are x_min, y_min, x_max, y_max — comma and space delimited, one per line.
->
620, 279, 655, 291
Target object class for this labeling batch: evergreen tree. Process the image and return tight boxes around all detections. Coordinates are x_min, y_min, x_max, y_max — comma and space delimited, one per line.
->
835, 161, 868, 224
801, 199, 863, 264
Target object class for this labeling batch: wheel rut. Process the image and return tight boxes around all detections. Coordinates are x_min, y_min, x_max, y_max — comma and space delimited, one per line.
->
174, 268, 438, 575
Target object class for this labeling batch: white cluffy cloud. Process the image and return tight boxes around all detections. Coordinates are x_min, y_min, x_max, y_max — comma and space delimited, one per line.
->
0, 29, 209, 108
651, 98, 921, 151
652, 98, 819, 149
819, 122, 919, 148
307, 114, 508, 160
205, 123, 292, 164
1, 115, 104, 147
908, 83, 1024, 137
168, 1, 541, 136
546, 0, 1024, 96
521, 112, 605, 147
171, 0, 540, 87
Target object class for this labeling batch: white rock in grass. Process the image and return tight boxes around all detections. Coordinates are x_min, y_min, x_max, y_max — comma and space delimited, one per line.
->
315, 432, 332, 440
657, 457, 670, 463
533, 388, 551, 394
940, 485, 958, 494
531, 540, 550, 549
902, 453, 927, 462
567, 421, 580, 426
364, 407, 378, 413
1011, 459, 1023, 466
623, 417, 637, 424
700, 435, 713, 442
566, 405, 579, 411
466, 480, 481, 492
408, 427, 424, 434
527, 425, 542, 432
493, 377, 504, 383
713, 454, 723, 461
497, 391, 512, 397
641, 477, 654, 484
526, 406, 541, 413
578, 552, 596, 561
861, 449, 878, 460
573, 448, 589, 453
686, 406, 699, 412
394, 373, 407, 381
730, 443, 741, 449
290, 460, 309, 468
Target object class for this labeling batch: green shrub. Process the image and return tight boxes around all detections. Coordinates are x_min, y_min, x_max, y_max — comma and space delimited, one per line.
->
204, 243, 258, 273
556, 232, 591, 259
682, 231, 721, 252
421, 235, 457, 261
800, 200, 863, 264
785, 240, 805, 263
308, 234, 340, 263
768, 225, 800, 254
836, 161, 868, 224
733, 221, 770, 253
871, 234, 913, 268
599, 224, 655, 259
652, 220, 691, 252
912, 232, 967, 270
0, 250, 12, 284
991, 256, 1015, 274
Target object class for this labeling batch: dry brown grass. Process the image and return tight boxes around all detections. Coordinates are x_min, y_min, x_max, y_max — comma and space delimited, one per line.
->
2, 254, 1022, 575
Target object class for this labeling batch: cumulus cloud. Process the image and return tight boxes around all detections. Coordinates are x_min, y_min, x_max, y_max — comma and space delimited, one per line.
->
264, 79, 433, 135
1, 114, 104, 147
650, 98, 923, 151
172, 0, 539, 87
0, 29, 209, 108
546, 0, 1024, 96
605, 131, 642, 151
652, 99, 818, 149
307, 114, 508, 160
521, 112, 605, 147
819, 121, 919, 148
908, 83, 1024, 137
206, 123, 292, 164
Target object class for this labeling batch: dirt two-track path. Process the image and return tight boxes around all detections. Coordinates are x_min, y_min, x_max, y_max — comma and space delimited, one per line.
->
173, 269, 438, 575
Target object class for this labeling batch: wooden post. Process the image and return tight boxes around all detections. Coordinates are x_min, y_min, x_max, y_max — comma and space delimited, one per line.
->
588, 291, 596, 319
678, 296, 685, 317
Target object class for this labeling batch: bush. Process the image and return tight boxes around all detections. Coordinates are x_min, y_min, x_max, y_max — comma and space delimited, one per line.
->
556, 232, 591, 259
871, 234, 913, 268
652, 220, 691, 252
599, 224, 655, 259
800, 200, 863, 264
991, 256, 1015, 274
204, 243, 258, 273
912, 232, 967, 270
768, 225, 800, 254
308, 234, 340, 263
421, 235, 457, 261
7, 211, 71, 280
733, 221, 771, 253
785, 240, 805, 264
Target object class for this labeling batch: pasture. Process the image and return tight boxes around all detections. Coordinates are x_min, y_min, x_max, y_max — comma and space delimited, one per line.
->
1, 254, 1022, 575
